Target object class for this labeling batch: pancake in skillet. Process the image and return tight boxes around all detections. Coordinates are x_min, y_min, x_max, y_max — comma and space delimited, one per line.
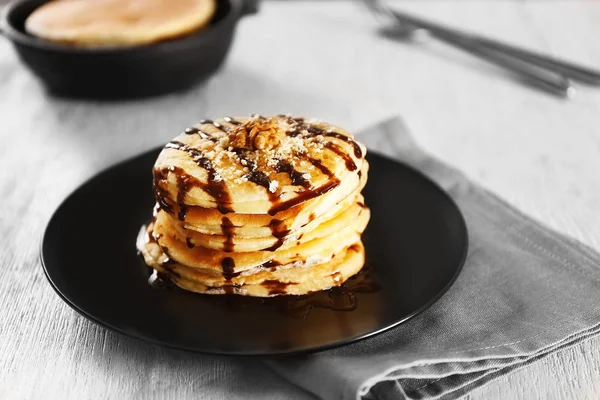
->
25, 0, 216, 47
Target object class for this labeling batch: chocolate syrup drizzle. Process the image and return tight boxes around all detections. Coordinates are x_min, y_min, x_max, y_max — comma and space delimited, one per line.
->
143, 230, 182, 289
221, 257, 236, 280
281, 260, 380, 317
247, 170, 273, 194
199, 119, 231, 133
295, 125, 363, 159
262, 280, 296, 296
324, 142, 357, 171
152, 169, 175, 215
220, 257, 237, 294
184, 127, 218, 142
265, 219, 291, 251
224, 116, 242, 125
275, 160, 310, 188
175, 174, 191, 221
231, 148, 280, 202
305, 156, 335, 177
221, 217, 235, 252
259, 260, 281, 270
163, 141, 233, 214
268, 179, 340, 216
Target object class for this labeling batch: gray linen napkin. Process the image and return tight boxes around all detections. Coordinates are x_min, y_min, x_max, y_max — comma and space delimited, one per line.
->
265, 117, 600, 400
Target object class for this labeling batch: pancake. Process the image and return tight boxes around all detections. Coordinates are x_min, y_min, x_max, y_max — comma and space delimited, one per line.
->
25, 0, 216, 47
170, 162, 368, 238
152, 115, 367, 215
139, 227, 366, 297
160, 244, 364, 297
137, 115, 370, 297
171, 195, 368, 252
147, 202, 369, 274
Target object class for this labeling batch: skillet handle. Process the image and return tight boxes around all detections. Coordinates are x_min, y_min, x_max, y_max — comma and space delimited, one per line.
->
241, 0, 259, 16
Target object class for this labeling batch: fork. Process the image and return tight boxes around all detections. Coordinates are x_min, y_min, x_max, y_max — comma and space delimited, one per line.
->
363, 0, 600, 98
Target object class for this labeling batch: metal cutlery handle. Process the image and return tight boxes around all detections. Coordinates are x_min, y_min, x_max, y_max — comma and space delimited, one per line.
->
466, 36, 600, 85
386, 8, 600, 85
438, 35, 573, 97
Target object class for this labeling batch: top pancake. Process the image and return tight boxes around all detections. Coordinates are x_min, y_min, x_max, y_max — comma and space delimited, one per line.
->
25, 0, 216, 47
153, 115, 367, 215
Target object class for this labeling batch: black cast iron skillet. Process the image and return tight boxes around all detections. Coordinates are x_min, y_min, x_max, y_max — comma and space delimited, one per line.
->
0, 0, 258, 99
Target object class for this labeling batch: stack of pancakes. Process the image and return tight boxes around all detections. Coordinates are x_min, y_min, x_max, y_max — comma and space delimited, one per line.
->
138, 115, 370, 297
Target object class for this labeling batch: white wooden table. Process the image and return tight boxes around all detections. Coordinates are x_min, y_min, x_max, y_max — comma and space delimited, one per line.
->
1, 1, 600, 398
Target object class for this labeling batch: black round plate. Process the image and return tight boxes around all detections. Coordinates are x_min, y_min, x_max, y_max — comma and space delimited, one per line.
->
41, 150, 468, 356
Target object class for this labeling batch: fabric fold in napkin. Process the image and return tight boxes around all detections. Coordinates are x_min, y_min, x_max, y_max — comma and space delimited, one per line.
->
265, 117, 600, 400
